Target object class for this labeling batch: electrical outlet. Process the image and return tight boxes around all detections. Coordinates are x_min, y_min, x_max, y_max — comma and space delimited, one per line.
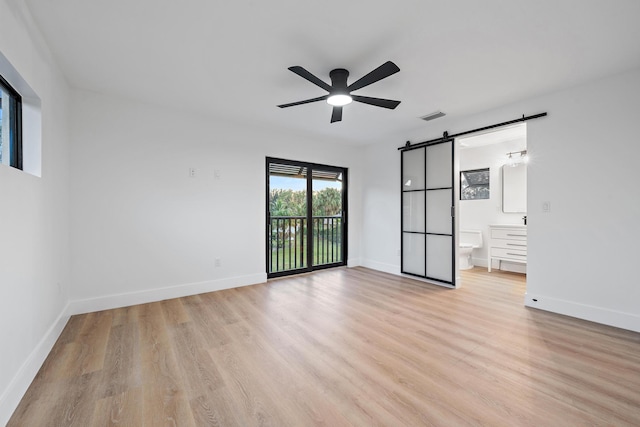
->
542, 201, 551, 212
189, 167, 197, 178
214, 169, 221, 179
215, 258, 221, 267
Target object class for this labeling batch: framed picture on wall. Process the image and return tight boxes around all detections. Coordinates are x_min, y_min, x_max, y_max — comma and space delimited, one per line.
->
460, 168, 490, 200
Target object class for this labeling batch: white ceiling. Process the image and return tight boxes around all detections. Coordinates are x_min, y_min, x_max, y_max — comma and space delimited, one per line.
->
24, 0, 640, 145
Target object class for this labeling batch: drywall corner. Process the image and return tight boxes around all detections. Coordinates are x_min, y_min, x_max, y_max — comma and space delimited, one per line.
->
0, 304, 70, 426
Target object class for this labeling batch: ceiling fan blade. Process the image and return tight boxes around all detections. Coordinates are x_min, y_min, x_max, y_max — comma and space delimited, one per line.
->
288, 66, 333, 92
330, 106, 343, 123
277, 95, 328, 108
352, 95, 401, 109
347, 61, 400, 92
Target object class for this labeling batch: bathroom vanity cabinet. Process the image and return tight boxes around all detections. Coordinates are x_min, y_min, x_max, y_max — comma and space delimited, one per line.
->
488, 225, 527, 272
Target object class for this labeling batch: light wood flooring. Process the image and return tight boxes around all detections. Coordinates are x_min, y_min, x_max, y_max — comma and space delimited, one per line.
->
9, 267, 640, 426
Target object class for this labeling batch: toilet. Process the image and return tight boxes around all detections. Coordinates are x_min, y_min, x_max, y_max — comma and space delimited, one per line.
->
459, 230, 483, 270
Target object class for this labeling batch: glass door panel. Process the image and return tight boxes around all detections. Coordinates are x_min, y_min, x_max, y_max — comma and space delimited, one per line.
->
426, 142, 452, 189
403, 233, 425, 276
425, 189, 452, 234
402, 192, 425, 233
268, 163, 308, 275
402, 147, 425, 190
426, 235, 453, 282
401, 148, 427, 276
312, 167, 345, 267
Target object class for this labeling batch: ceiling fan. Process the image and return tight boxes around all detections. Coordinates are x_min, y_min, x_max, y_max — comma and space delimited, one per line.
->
277, 61, 401, 123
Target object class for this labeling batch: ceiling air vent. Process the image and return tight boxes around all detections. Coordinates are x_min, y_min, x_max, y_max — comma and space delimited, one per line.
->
420, 111, 446, 122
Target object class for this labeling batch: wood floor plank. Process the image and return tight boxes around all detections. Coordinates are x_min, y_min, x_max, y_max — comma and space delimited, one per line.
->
168, 323, 225, 398
138, 302, 196, 427
91, 387, 143, 427
99, 322, 141, 399
269, 275, 516, 425
181, 295, 232, 348
220, 321, 354, 426
77, 310, 113, 374
159, 298, 191, 325
168, 322, 244, 426
8, 267, 640, 426
48, 372, 103, 427
111, 305, 140, 327
56, 314, 86, 345
219, 295, 360, 426
231, 288, 397, 426
206, 342, 291, 427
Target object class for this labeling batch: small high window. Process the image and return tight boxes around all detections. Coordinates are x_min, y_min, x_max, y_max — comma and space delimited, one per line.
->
0, 74, 22, 170
460, 168, 490, 200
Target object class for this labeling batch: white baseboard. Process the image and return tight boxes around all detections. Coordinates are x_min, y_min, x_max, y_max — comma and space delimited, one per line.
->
464, 257, 526, 272
360, 259, 401, 276
0, 303, 71, 427
67, 273, 267, 315
471, 257, 488, 268
525, 293, 640, 333
347, 258, 362, 268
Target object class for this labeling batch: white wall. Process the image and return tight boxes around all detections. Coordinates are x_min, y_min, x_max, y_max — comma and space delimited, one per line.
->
361, 144, 401, 275
363, 67, 640, 332
68, 90, 363, 313
0, 0, 71, 424
459, 137, 527, 272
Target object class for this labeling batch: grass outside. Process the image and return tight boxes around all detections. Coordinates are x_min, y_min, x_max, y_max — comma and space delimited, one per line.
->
270, 238, 342, 272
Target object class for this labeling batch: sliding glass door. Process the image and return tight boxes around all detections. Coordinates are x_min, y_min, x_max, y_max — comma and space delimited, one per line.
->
266, 158, 347, 278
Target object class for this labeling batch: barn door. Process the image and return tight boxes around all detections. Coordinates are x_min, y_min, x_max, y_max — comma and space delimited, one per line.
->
401, 139, 455, 286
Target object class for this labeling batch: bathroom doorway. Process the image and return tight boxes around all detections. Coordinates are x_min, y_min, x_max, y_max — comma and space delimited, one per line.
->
457, 123, 528, 286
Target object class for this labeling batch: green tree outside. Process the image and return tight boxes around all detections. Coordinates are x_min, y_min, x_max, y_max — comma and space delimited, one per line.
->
269, 187, 343, 272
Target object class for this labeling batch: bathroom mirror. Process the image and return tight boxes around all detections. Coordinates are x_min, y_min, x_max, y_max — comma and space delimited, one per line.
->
502, 163, 527, 213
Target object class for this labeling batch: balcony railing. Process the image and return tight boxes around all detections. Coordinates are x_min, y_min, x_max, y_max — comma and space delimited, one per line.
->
269, 215, 343, 273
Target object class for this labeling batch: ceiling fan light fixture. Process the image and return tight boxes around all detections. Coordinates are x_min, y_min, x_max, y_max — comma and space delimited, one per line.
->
278, 61, 400, 122
327, 94, 352, 106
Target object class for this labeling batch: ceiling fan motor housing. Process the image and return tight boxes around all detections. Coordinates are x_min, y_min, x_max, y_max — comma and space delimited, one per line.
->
329, 68, 350, 95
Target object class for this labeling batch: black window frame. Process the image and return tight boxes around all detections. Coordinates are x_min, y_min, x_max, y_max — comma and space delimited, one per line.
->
0, 73, 23, 170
